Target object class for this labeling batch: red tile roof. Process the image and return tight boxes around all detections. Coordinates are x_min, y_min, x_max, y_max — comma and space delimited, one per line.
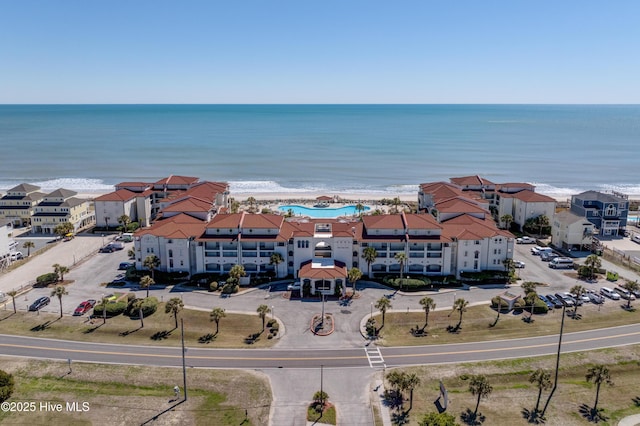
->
450, 175, 494, 186
155, 175, 200, 186
435, 197, 488, 214
298, 260, 347, 280
441, 214, 512, 240
136, 213, 206, 239
162, 197, 212, 213
95, 189, 139, 202
362, 215, 405, 229
403, 213, 442, 229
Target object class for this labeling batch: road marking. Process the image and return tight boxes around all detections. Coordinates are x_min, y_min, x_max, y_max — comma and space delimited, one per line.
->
1, 329, 638, 364
365, 347, 385, 368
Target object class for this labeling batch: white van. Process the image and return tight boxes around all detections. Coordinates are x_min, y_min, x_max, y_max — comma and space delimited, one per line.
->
632, 234, 640, 244
549, 257, 574, 269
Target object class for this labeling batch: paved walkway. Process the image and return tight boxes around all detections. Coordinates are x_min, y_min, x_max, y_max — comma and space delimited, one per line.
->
619, 414, 640, 426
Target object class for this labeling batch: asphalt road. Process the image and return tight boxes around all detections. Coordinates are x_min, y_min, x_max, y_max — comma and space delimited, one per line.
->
2, 322, 639, 369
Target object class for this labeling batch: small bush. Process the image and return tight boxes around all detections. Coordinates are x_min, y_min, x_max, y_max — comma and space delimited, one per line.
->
209, 281, 218, 291
36, 272, 59, 286
491, 296, 510, 310
125, 297, 158, 317
0, 369, 15, 403
221, 283, 238, 294
94, 301, 126, 318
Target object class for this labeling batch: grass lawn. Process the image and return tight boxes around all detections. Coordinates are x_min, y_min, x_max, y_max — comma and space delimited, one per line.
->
0, 304, 278, 348
375, 300, 640, 346
307, 403, 337, 425
386, 345, 640, 426
0, 357, 271, 425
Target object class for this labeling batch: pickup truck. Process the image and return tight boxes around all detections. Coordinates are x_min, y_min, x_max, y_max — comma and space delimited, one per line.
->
516, 236, 536, 244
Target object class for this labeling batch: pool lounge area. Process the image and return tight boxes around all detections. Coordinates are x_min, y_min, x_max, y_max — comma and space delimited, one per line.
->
277, 204, 370, 218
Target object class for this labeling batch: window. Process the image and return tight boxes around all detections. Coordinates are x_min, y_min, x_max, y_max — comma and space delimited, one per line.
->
474, 251, 479, 259
168, 249, 173, 257
474, 260, 478, 269
604, 204, 616, 216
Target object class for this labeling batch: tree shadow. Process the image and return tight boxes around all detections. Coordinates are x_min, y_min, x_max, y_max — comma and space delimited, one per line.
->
119, 326, 142, 337
0, 312, 16, 321
569, 311, 583, 320
410, 325, 427, 337
446, 324, 461, 334
150, 330, 173, 340
30, 317, 60, 332
521, 408, 546, 424
391, 411, 410, 425
382, 389, 403, 412
460, 408, 485, 425
578, 403, 608, 423
620, 305, 636, 313
632, 396, 640, 407
83, 323, 104, 333
244, 332, 261, 345
198, 333, 217, 344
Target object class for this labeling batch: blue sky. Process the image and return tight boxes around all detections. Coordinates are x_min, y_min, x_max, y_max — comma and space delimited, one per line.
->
1, 1, 638, 103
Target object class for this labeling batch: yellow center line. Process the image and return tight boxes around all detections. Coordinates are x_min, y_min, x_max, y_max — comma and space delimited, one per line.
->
1, 330, 638, 363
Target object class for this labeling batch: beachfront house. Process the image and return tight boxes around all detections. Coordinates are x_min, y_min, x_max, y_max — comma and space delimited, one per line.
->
0, 220, 13, 269
569, 190, 629, 237
495, 189, 556, 232
31, 189, 95, 234
94, 189, 150, 230
0, 183, 45, 227
551, 210, 596, 251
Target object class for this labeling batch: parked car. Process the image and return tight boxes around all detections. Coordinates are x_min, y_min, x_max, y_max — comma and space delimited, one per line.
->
538, 294, 554, 309
614, 287, 636, 301
10, 251, 24, 260
103, 294, 117, 302
531, 246, 544, 255
108, 241, 125, 250
29, 296, 50, 311
287, 282, 301, 291
564, 292, 582, 306
600, 287, 620, 300
549, 257, 575, 269
540, 252, 560, 262
99, 245, 114, 253
118, 262, 133, 270
73, 300, 96, 316
555, 292, 575, 307
513, 260, 526, 268
516, 236, 536, 244
586, 290, 604, 304
545, 294, 564, 309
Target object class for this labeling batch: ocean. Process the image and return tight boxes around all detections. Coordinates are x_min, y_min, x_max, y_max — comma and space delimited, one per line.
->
1, 104, 639, 198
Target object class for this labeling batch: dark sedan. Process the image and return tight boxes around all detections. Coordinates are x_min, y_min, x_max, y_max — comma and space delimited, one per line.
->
29, 296, 50, 311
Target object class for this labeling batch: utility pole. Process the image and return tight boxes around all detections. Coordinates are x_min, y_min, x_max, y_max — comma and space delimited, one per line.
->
181, 318, 187, 401
541, 304, 566, 417
320, 364, 324, 414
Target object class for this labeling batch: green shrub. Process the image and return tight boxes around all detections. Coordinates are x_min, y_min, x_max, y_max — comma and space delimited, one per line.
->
125, 297, 158, 317
209, 281, 218, 291
94, 301, 126, 318
0, 369, 15, 403
36, 272, 58, 286
221, 283, 238, 294
491, 296, 510, 310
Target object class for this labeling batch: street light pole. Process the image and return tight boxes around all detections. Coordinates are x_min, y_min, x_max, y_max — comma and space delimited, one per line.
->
272, 305, 275, 321
370, 302, 373, 319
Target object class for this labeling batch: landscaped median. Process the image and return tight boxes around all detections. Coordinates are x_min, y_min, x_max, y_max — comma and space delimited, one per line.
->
371, 298, 640, 346
0, 304, 279, 348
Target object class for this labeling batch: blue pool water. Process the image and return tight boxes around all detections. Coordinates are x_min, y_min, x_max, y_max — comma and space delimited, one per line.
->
278, 204, 370, 218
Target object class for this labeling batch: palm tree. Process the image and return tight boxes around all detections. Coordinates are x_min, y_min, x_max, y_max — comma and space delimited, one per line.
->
165, 297, 184, 329
53, 222, 74, 238
257, 304, 270, 331
375, 297, 392, 327
269, 253, 284, 277
529, 368, 552, 414
52, 263, 61, 281
621, 280, 639, 309
143, 255, 160, 281
536, 215, 550, 236
419, 296, 436, 330
500, 214, 513, 230
57, 266, 69, 282
453, 298, 469, 328
117, 214, 131, 233
570, 284, 586, 317
132, 299, 145, 328
246, 196, 257, 212
230, 199, 240, 214
585, 254, 601, 280
394, 251, 408, 286
139, 275, 155, 298
355, 202, 365, 217
391, 197, 401, 213
229, 264, 247, 283
362, 247, 378, 278
502, 258, 515, 274
22, 241, 35, 257
521, 281, 537, 295
585, 365, 613, 415
101, 296, 109, 324
50, 285, 68, 318
347, 267, 362, 296
210, 307, 226, 335
405, 372, 421, 411
7, 290, 18, 313
469, 375, 493, 417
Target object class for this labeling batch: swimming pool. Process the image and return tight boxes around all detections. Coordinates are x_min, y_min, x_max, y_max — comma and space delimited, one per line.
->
278, 204, 370, 218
